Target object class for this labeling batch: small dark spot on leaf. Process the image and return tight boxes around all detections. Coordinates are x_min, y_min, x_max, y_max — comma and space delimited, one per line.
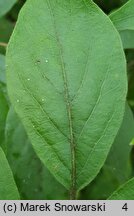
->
35, 59, 41, 65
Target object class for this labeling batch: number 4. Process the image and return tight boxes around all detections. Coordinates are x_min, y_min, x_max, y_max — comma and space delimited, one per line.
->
122, 203, 128, 211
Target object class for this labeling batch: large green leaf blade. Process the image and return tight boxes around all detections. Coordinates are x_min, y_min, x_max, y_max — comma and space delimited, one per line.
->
0, 147, 20, 199
6, 0, 127, 193
0, 0, 16, 17
108, 178, 134, 200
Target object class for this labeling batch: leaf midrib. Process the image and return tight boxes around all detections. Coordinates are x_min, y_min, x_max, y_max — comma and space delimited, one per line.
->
46, 0, 76, 198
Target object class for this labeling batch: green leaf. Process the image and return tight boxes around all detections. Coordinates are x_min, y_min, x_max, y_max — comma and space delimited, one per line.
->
6, 107, 68, 200
0, 147, 20, 199
109, 1, 134, 49
8, 0, 27, 22
81, 103, 134, 199
0, 54, 9, 148
0, 0, 16, 17
110, 0, 134, 31
6, 0, 127, 195
108, 177, 134, 200
120, 30, 134, 49
106, 103, 133, 183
